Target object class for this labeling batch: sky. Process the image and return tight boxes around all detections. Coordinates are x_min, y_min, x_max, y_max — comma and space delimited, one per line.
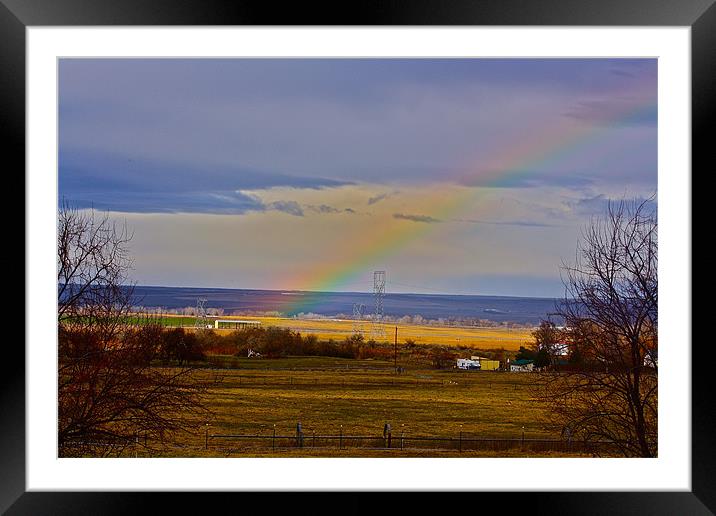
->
58, 58, 657, 298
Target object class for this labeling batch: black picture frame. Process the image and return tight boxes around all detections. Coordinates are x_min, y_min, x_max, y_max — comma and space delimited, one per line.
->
4, 0, 709, 513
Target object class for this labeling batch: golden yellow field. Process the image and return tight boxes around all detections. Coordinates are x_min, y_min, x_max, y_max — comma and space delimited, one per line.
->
170, 314, 533, 351
129, 357, 602, 458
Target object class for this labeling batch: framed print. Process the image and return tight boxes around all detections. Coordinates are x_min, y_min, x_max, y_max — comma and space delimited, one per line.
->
4, 0, 711, 512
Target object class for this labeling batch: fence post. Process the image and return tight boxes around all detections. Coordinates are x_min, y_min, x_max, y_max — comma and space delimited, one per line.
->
339, 425, 343, 450
459, 431, 462, 453
205, 426, 209, 450
521, 426, 525, 451
273, 424, 276, 451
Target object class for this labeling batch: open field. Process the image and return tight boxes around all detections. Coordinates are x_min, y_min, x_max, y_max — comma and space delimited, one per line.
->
152, 314, 534, 351
118, 356, 605, 458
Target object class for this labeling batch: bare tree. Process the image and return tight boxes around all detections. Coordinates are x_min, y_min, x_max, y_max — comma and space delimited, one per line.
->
58, 202, 210, 457
529, 319, 563, 368
537, 198, 657, 457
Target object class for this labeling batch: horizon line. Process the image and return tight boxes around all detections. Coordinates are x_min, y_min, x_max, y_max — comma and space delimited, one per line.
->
129, 283, 563, 301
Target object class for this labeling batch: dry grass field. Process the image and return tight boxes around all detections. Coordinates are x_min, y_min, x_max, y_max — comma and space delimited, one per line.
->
126, 356, 600, 458
161, 314, 533, 351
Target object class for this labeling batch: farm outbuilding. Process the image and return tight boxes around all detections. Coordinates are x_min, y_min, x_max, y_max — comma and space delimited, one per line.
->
509, 359, 534, 372
214, 319, 262, 330
479, 360, 500, 371
470, 356, 500, 371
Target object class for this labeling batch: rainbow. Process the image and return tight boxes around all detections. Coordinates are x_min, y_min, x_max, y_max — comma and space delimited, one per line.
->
274, 96, 656, 315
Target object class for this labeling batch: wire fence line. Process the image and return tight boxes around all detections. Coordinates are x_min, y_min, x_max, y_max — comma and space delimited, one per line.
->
205, 431, 617, 455
60, 429, 617, 457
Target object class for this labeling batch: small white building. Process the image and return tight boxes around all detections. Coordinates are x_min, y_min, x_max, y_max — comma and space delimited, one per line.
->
509, 359, 534, 372
457, 358, 480, 370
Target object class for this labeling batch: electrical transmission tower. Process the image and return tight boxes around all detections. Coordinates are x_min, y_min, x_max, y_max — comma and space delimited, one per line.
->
194, 297, 209, 330
372, 270, 386, 339
352, 303, 365, 336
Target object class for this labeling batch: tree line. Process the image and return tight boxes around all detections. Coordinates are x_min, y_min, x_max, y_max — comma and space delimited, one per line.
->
167, 327, 395, 361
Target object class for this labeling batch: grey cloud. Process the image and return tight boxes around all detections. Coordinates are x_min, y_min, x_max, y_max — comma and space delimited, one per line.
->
565, 194, 656, 217
393, 213, 441, 224
59, 149, 351, 214
268, 200, 304, 217
307, 204, 341, 214
304, 204, 358, 215
563, 97, 657, 126
368, 194, 388, 205
65, 190, 267, 215
368, 193, 389, 205
59, 59, 656, 210
455, 172, 594, 189
456, 218, 564, 228
567, 194, 609, 215
368, 190, 401, 205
